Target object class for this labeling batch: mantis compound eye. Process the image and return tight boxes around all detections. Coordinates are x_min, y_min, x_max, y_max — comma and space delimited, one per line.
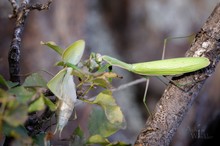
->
108, 65, 113, 71
95, 53, 102, 63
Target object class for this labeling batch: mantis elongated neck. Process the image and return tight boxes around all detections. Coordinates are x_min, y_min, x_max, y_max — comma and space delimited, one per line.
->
102, 55, 132, 71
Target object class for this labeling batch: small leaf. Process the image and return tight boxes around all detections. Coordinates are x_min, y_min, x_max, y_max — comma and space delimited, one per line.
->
72, 126, 84, 138
8, 86, 35, 103
85, 90, 126, 129
0, 75, 17, 89
43, 96, 57, 111
0, 88, 10, 103
47, 68, 67, 100
33, 133, 47, 146
0, 75, 9, 88
92, 78, 112, 89
6, 81, 19, 88
87, 134, 110, 145
88, 107, 119, 137
55, 61, 65, 66
28, 94, 45, 113
3, 104, 28, 127
62, 40, 85, 65
41, 41, 63, 55
3, 123, 32, 144
23, 73, 47, 88
70, 126, 85, 146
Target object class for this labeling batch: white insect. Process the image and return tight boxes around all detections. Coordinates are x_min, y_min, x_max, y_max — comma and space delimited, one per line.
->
47, 40, 85, 136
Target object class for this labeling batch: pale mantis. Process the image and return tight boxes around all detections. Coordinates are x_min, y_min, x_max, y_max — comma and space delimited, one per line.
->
46, 40, 85, 135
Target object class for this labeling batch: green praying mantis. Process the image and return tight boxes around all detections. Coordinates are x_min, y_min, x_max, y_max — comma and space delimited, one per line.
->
101, 55, 209, 115
43, 37, 210, 135
100, 36, 210, 115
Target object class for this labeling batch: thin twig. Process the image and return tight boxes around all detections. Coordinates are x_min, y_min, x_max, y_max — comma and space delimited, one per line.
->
6, 1, 53, 144
8, 0, 19, 17
27, 0, 52, 11
8, 0, 53, 83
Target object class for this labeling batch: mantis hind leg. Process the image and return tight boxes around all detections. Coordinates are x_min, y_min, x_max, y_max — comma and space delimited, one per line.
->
167, 75, 207, 92
157, 74, 207, 93
143, 78, 152, 117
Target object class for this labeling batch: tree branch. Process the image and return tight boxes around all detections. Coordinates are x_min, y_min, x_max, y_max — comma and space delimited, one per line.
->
135, 3, 220, 146
5, 1, 53, 145
8, 0, 52, 83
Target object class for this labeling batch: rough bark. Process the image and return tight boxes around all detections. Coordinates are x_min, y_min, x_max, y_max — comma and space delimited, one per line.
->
8, 0, 52, 83
135, 3, 220, 146
4, 1, 52, 145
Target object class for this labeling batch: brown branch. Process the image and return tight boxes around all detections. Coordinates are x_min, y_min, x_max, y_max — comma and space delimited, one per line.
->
5, 1, 53, 145
135, 3, 220, 146
8, 0, 52, 83
8, 0, 19, 17
27, 0, 52, 11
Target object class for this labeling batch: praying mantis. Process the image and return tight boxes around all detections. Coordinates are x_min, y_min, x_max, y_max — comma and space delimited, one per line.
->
44, 36, 210, 135
101, 55, 209, 115
100, 36, 210, 115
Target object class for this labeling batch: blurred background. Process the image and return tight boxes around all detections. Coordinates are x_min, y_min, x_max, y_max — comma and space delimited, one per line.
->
0, 0, 220, 145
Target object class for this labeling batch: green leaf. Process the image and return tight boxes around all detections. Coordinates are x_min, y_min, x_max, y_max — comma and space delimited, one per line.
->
23, 73, 47, 88
8, 86, 35, 103
88, 107, 120, 137
73, 126, 84, 138
92, 78, 112, 88
62, 40, 85, 65
91, 72, 121, 89
33, 133, 46, 146
0, 75, 9, 88
41, 41, 63, 55
0, 75, 17, 89
28, 94, 45, 113
87, 134, 110, 145
0, 88, 10, 103
47, 68, 67, 100
70, 126, 85, 146
3, 123, 32, 144
85, 90, 126, 129
3, 104, 28, 127
55, 61, 65, 66
6, 81, 19, 88
43, 96, 57, 111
